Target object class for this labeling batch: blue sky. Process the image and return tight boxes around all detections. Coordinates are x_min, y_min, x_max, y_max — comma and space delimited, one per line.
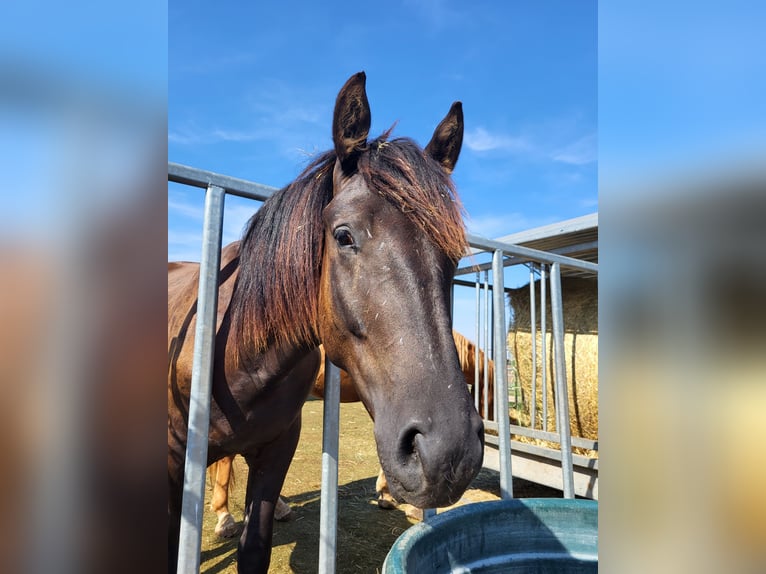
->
168, 0, 597, 336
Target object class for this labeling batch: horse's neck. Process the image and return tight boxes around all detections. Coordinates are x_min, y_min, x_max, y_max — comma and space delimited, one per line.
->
221, 241, 318, 382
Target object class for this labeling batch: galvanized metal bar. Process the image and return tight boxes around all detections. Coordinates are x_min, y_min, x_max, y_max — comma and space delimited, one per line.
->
482, 270, 490, 421
550, 262, 575, 499
474, 273, 481, 413
177, 184, 225, 574
168, 162, 278, 202
455, 240, 599, 276
492, 250, 513, 499
508, 424, 599, 451
466, 233, 599, 273
453, 278, 518, 294
454, 276, 486, 289
529, 264, 537, 430
490, 294, 496, 421
541, 264, 548, 432
318, 358, 341, 574
423, 508, 437, 521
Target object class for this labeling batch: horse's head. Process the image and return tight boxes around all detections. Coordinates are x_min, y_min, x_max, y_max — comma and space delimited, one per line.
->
318, 72, 484, 508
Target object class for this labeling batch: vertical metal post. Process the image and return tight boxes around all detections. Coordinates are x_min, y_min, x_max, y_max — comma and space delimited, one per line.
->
492, 250, 513, 499
474, 273, 481, 412
482, 270, 490, 421
550, 263, 575, 499
529, 265, 537, 430
541, 264, 548, 432
177, 184, 225, 574
423, 508, 437, 521
318, 358, 341, 574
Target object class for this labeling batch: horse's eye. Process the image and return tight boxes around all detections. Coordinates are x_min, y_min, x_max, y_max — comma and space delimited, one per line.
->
333, 227, 356, 249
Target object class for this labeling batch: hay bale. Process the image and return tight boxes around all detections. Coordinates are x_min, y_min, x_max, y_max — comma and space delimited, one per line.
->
507, 277, 598, 453
508, 276, 597, 334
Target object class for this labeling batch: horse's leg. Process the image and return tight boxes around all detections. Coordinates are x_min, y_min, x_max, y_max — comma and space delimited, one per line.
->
211, 455, 240, 538
375, 467, 398, 509
274, 496, 293, 522
238, 416, 302, 574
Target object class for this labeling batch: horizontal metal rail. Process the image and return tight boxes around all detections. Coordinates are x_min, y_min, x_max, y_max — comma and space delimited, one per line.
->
509, 425, 598, 451
466, 233, 599, 274
168, 162, 279, 202
484, 434, 599, 471
456, 241, 598, 276
453, 277, 516, 293
483, 421, 598, 452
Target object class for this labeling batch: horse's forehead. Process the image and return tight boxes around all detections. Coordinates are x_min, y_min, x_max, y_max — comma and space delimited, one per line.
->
326, 173, 383, 216
333, 172, 371, 201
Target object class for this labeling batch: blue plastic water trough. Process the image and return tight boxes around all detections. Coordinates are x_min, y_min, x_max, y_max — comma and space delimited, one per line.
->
383, 498, 598, 573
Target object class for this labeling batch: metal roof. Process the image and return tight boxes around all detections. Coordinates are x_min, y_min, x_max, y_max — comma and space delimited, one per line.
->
463, 212, 598, 278
495, 212, 597, 262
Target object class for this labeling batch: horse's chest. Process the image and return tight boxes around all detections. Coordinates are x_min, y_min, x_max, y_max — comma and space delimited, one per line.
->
209, 350, 319, 454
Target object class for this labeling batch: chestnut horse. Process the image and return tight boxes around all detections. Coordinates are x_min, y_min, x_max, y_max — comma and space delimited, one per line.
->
208, 331, 495, 536
168, 72, 484, 572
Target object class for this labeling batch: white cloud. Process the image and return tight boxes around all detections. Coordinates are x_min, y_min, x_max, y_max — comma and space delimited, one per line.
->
168, 125, 266, 146
404, 0, 464, 31
167, 131, 201, 145
464, 211, 550, 239
464, 127, 530, 153
209, 129, 262, 143
552, 133, 597, 165
463, 120, 597, 171
169, 84, 326, 155
177, 51, 260, 76
168, 196, 203, 219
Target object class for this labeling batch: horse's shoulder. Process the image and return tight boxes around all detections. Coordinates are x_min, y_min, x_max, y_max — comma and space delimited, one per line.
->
221, 241, 241, 262
168, 261, 189, 272
167, 241, 241, 294
167, 241, 243, 344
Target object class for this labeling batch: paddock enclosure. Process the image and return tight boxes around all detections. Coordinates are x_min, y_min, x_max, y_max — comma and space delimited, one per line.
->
168, 163, 598, 573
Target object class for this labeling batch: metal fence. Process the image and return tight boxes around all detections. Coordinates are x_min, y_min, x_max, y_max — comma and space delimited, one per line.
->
455, 235, 599, 500
168, 163, 345, 574
168, 162, 598, 573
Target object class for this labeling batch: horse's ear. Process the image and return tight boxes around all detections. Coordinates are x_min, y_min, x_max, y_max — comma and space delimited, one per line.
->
333, 71, 371, 173
425, 101, 464, 174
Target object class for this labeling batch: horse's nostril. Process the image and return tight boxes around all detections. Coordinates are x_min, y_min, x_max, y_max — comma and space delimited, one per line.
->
397, 424, 424, 461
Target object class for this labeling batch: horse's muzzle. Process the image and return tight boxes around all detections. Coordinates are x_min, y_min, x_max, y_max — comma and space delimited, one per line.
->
382, 406, 485, 508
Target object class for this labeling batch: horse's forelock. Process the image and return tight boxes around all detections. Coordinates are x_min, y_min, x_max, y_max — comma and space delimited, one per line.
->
360, 136, 467, 264
231, 151, 335, 364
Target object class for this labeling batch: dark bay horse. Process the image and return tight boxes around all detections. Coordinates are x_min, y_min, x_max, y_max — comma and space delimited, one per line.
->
168, 72, 484, 572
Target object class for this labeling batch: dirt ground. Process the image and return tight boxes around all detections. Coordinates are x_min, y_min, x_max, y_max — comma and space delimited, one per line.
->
200, 398, 563, 573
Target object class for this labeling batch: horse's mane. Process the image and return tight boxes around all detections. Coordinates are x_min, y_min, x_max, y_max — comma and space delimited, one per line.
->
230, 131, 467, 363
453, 330, 495, 385
453, 330, 495, 420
